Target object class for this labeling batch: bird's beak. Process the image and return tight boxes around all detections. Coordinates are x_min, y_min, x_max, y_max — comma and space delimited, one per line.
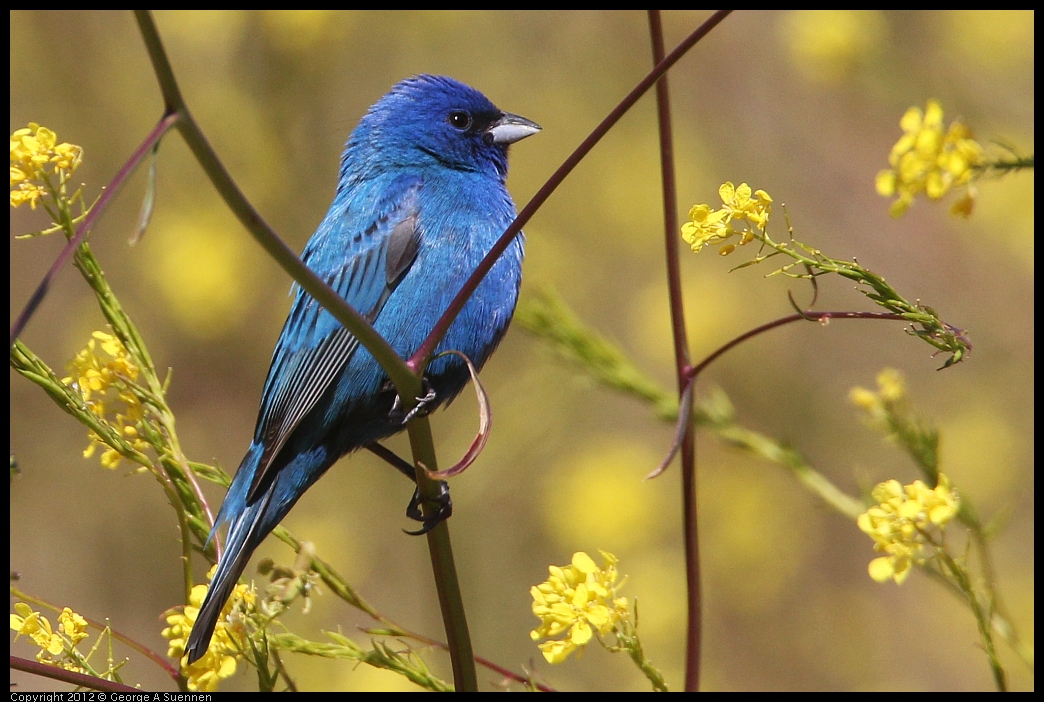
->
487, 112, 541, 145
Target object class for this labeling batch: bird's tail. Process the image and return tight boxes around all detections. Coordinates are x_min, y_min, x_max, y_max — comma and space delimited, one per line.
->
184, 475, 272, 665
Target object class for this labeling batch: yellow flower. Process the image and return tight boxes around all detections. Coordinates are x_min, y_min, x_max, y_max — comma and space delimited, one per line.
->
58, 607, 90, 646
9, 180, 45, 209
162, 567, 257, 692
10, 603, 66, 659
876, 100, 984, 218
875, 367, 905, 402
530, 551, 629, 664
10, 122, 82, 209
62, 330, 149, 470
857, 473, 959, 584
64, 332, 139, 403
849, 367, 906, 424
52, 142, 83, 171
681, 203, 730, 253
100, 448, 124, 470
719, 182, 773, 230
848, 386, 880, 412
682, 183, 773, 255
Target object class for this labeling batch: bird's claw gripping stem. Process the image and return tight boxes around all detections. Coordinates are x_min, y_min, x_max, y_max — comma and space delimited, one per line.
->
389, 378, 437, 425
404, 479, 452, 535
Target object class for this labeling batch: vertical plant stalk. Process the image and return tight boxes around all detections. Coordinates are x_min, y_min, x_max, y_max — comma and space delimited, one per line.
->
648, 10, 701, 692
406, 422, 477, 692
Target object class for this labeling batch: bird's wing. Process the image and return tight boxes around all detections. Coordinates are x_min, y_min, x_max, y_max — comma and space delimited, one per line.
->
246, 177, 423, 504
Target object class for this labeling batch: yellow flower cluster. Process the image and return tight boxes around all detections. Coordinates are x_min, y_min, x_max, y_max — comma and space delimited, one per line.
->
875, 100, 984, 218
10, 602, 90, 669
857, 474, 959, 584
681, 182, 773, 255
63, 331, 149, 470
530, 551, 629, 664
10, 123, 82, 209
162, 567, 257, 692
849, 367, 906, 424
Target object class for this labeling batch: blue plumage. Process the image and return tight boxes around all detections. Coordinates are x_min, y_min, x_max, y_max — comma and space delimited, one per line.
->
185, 75, 539, 663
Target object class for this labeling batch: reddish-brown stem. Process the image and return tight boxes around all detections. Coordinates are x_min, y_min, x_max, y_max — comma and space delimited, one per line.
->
648, 10, 702, 692
408, 10, 734, 373
10, 112, 181, 346
689, 311, 908, 380
391, 629, 557, 692
10, 655, 142, 692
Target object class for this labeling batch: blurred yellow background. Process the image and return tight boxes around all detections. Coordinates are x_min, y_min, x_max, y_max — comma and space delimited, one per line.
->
10, 10, 1033, 691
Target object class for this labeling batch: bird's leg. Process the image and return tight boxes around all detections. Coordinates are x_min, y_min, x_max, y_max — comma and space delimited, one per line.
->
386, 377, 438, 425
404, 479, 453, 535
364, 443, 453, 535
365, 442, 415, 480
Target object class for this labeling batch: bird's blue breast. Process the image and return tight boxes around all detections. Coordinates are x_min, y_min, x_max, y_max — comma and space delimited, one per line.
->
285, 167, 522, 457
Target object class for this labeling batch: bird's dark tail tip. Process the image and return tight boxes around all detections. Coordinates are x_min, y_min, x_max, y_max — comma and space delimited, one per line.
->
183, 548, 252, 665
184, 604, 220, 665
184, 489, 273, 665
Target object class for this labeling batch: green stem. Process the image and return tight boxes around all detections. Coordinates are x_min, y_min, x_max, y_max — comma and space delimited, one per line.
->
270, 527, 379, 619
979, 155, 1033, 173
748, 230, 969, 366
935, 550, 1007, 690
70, 243, 199, 597
406, 418, 478, 692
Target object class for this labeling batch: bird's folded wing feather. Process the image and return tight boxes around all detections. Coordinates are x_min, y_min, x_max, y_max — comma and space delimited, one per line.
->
246, 176, 423, 503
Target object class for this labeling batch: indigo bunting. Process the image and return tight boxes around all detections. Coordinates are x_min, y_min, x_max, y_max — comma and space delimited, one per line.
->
185, 75, 539, 663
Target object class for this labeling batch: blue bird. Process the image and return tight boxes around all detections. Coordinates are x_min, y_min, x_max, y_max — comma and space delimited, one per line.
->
185, 75, 539, 664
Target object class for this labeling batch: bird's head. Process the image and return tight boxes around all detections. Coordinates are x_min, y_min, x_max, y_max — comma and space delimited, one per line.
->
343, 74, 540, 181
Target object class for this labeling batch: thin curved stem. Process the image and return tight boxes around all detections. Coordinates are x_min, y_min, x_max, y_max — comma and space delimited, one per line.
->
648, 9, 702, 692
9, 113, 180, 346
409, 10, 734, 371
689, 311, 907, 380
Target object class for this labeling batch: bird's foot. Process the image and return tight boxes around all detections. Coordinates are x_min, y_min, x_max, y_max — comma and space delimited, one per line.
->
403, 480, 452, 535
388, 378, 437, 425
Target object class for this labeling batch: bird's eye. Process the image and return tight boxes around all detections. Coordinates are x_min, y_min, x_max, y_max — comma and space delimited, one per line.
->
448, 111, 472, 131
